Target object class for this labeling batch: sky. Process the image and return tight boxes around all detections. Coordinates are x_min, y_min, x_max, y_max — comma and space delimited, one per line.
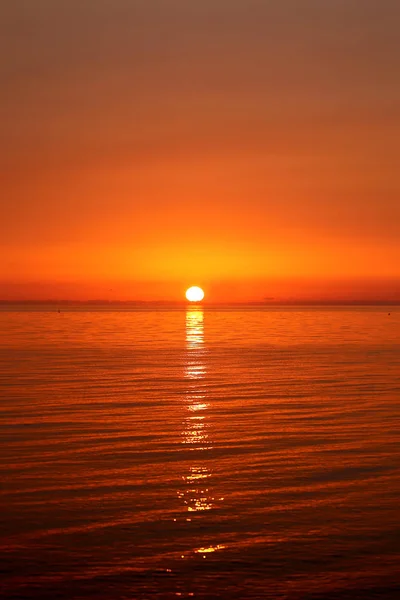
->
1, 0, 400, 302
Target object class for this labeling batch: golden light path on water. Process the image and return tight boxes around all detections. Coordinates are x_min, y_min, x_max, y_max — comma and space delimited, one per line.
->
179, 308, 226, 558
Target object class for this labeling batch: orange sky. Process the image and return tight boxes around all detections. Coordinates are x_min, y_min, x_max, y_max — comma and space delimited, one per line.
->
1, 1, 400, 302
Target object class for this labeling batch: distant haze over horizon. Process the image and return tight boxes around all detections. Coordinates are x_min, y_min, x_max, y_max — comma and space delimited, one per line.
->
1, 1, 399, 301
1, 277, 399, 304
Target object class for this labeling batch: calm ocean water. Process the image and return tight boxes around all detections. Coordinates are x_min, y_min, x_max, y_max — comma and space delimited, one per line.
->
1, 306, 400, 599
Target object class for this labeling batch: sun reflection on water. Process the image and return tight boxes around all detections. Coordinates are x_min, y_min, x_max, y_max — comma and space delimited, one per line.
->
179, 309, 214, 513
185, 309, 205, 351
175, 308, 226, 566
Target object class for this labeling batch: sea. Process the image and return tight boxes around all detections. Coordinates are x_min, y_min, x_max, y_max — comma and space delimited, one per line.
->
1, 305, 399, 599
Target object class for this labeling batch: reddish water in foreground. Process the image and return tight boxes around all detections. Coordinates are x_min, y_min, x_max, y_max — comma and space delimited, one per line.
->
1, 306, 400, 599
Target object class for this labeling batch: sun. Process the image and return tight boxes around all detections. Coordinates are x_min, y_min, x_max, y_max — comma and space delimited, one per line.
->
185, 286, 205, 302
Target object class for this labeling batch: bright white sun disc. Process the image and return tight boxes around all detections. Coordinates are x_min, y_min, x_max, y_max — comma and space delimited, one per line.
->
185, 286, 205, 302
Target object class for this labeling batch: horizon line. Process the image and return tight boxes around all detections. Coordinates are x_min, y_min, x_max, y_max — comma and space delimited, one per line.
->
1, 299, 399, 307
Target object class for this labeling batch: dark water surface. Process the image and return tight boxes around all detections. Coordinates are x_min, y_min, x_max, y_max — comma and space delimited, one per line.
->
1, 307, 400, 599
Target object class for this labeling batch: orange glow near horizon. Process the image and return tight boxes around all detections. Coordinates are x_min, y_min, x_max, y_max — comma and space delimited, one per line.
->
1, 2, 400, 302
